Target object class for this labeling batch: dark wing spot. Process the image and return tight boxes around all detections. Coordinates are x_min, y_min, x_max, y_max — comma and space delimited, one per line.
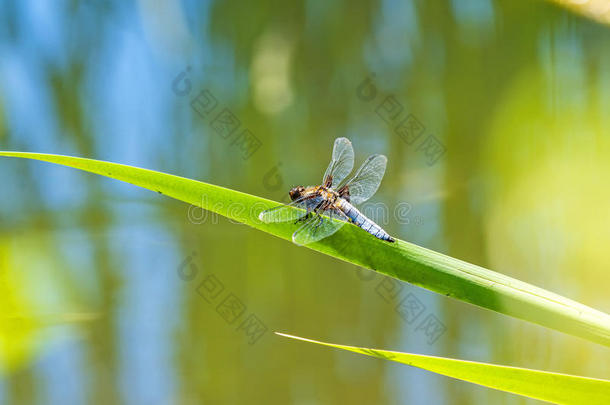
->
338, 184, 350, 202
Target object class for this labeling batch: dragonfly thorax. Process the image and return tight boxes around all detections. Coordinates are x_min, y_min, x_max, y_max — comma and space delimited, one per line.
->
318, 186, 339, 202
290, 185, 339, 202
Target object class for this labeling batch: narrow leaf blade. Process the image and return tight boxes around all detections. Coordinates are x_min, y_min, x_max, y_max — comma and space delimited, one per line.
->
276, 333, 610, 405
1, 151, 610, 346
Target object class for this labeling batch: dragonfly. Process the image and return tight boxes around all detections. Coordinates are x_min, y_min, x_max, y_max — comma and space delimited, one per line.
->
259, 137, 395, 245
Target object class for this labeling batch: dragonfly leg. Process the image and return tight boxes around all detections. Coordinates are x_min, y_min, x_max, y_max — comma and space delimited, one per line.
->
294, 212, 311, 224
301, 200, 325, 225
312, 214, 324, 234
294, 198, 326, 225
317, 210, 330, 229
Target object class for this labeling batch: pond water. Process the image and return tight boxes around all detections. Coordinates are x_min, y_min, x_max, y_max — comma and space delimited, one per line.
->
0, 1, 609, 404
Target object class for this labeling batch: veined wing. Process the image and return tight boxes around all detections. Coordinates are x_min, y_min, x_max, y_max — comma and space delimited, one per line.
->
258, 196, 314, 223
292, 209, 348, 246
342, 154, 387, 205
322, 137, 354, 189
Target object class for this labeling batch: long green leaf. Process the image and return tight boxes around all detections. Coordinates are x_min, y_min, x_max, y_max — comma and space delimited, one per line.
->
2, 152, 610, 346
275, 332, 610, 404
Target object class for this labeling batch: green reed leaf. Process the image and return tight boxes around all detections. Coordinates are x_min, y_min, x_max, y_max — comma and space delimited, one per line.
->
2, 151, 610, 346
276, 333, 610, 404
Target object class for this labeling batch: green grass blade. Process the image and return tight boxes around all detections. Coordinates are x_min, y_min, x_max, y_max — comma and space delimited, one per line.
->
2, 152, 610, 346
276, 333, 610, 404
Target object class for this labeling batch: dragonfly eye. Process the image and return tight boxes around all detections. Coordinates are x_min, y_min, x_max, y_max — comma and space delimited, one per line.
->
289, 186, 304, 201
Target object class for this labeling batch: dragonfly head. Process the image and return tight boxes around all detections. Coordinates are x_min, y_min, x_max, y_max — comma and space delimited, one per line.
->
289, 186, 305, 201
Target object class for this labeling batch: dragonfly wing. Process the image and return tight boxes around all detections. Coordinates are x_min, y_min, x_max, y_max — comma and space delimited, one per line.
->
322, 137, 354, 188
343, 154, 387, 205
291, 210, 346, 246
258, 197, 310, 223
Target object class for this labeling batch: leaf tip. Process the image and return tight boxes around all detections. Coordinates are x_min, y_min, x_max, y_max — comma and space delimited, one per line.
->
274, 332, 318, 345
275, 332, 299, 339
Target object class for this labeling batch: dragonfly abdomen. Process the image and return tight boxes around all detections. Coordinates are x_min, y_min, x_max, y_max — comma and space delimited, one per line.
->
339, 200, 395, 242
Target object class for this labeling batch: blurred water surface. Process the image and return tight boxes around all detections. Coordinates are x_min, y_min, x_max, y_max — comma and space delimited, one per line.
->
0, 1, 609, 404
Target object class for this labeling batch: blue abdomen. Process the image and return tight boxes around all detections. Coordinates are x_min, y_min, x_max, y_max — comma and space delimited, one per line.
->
340, 200, 394, 242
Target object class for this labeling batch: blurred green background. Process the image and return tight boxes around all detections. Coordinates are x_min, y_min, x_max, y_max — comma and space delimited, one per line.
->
0, 1, 609, 404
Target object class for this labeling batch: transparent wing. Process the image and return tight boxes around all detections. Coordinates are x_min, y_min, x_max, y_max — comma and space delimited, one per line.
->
291, 210, 347, 246
322, 137, 354, 189
258, 196, 311, 223
343, 154, 387, 205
